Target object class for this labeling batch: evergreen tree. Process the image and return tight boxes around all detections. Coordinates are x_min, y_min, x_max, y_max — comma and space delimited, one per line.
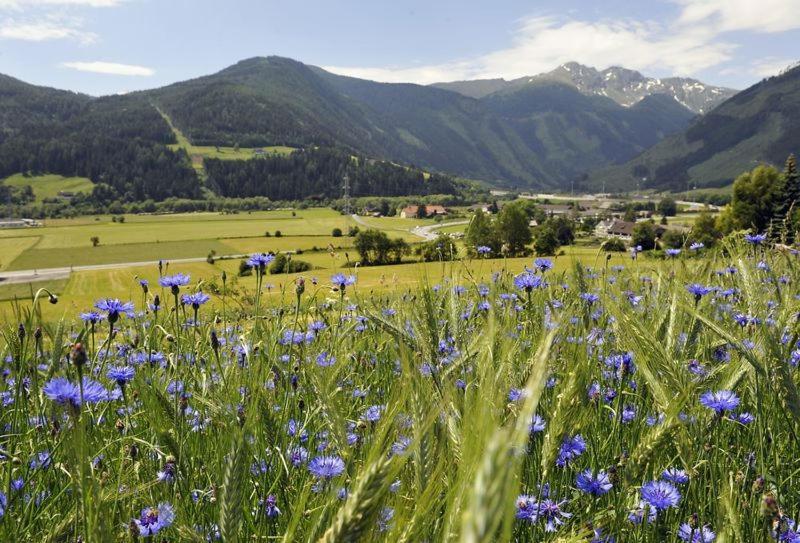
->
774, 154, 799, 242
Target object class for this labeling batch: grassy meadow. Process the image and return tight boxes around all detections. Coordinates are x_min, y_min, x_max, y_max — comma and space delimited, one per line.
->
0, 235, 798, 542
1, 173, 94, 202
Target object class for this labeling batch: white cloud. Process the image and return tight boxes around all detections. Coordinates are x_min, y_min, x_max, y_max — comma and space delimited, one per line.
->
674, 0, 800, 33
0, 19, 96, 43
750, 57, 798, 77
62, 60, 153, 76
325, 15, 736, 84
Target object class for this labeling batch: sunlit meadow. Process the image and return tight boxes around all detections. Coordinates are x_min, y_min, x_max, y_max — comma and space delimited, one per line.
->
1, 234, 800, 542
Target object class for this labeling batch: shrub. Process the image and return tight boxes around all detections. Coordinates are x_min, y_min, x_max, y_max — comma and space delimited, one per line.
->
332, 228, 343, 237
269, 253, 312, 274
274, 230, 282, 237
238, 259, 252, 276
600, 237, 626, 252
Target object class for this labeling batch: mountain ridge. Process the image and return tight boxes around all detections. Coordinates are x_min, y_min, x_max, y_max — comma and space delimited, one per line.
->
433, 62, 736, 114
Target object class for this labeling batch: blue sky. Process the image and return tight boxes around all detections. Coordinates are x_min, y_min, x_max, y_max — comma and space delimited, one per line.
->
0, 0, 797, 96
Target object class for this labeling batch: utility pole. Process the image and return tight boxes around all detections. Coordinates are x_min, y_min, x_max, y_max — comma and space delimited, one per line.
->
342, 174, 351, 216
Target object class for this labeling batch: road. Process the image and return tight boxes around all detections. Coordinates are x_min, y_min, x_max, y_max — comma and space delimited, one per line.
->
0, 254, 248, 285
350, 214, 469, 241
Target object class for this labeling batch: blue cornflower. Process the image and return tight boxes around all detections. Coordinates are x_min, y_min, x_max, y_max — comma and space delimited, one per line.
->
107, 366, 135, 387
247, 253, 274, 271
661, 467, 689, 485
94, 298, 135, 323
158, 274, 190, 289
308, 455, 345, 479
576, 469, 613, 496
0, 491, 6, 518
744, 233, 767, 245
678, 523, 716, 542
264, 495, 280, 518
362, 404, 384, 422
80, 311, 103, 324
534, 258, 554, 272
43, 377, 106, 407
476, 245, 492, 255
133, 502, 175, 536
640, 480, 681, 510
181, 292, 210, 309
737, 412, 755, 424
530, 414, 546, 434
516, 495, 572, 532
316, 352, 335, 367
666, 248, 681, 257
508, 388, 526, 402
556, 434, 586, 467
699, 390, 740, 414
686, 284, 712, 300
580, 292, 600, 305
331, 273, 356, 290
689, 242, 704, 251
43, 378, 80, 407
514, 271, 542, 292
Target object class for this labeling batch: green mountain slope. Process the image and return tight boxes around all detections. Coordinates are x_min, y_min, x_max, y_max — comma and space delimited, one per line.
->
590, 64, 800, 192
0, 56, 702, 197
146, 56, 696, 188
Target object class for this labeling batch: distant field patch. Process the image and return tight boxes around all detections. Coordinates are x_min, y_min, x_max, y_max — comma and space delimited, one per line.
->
0, 237, 39, 270
0, 277, 69, 302
2, 173, 93, 202
7, 239, 232, 270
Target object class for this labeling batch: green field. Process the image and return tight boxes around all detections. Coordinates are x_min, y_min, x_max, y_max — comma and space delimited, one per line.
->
2, 173, 94, 202
158, 107, 294, 169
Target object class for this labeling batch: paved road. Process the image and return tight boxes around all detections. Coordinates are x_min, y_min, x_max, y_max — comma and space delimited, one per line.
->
0, 254, 249, 285
410, 220, 469, 241
350, 214, 468, 241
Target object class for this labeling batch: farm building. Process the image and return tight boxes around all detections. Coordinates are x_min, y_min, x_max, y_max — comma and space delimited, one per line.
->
400, 205, 448, 218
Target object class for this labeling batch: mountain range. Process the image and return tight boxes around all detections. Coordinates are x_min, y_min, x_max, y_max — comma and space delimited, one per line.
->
590, 63, 800, 192
1, 56, 796, 200
433, 62, 736, 114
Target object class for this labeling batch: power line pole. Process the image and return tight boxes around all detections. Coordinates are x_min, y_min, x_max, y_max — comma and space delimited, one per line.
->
342, 174, 351, 215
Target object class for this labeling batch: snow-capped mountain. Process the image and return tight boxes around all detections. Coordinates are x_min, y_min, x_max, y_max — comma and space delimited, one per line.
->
433, 62, 737, 114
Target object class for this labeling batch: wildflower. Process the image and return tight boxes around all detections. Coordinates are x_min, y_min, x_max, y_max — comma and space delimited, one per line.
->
247, 253, 274, 272
575, 469, 613, 496
666, 248, 681, 257
677, 523, 716, 542
264, 495, 280, 518
516, 495, 572, 532
661, 467, 689, 485
0, 491, 6, 518
362, 404, 384, 422
331, 273, 356, 290
640, 480, 681, 510
700, 390, 740, 414
530, 414, 546, 434
94, 298, 135, 323
534, 258, 554, 272
476, 245, 492, 255
316, 352, 336, 367
377, 507, 394, 532
181, 292, 210, 309
80, 311, 103, 324
308, 455, 345, 479
689, 242, 704, 250
158, 273, 190, 292
737, 412, 755, 424
133, 502, 175, 536
556, 434, 586, 467
42, 377, 80, 408
744, 233, 767, 245
628, 500, 657, 524
107, 366, 135, 387
580, 292, 600, 305
686, 284, 712, 301
514, 271, 542, 292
